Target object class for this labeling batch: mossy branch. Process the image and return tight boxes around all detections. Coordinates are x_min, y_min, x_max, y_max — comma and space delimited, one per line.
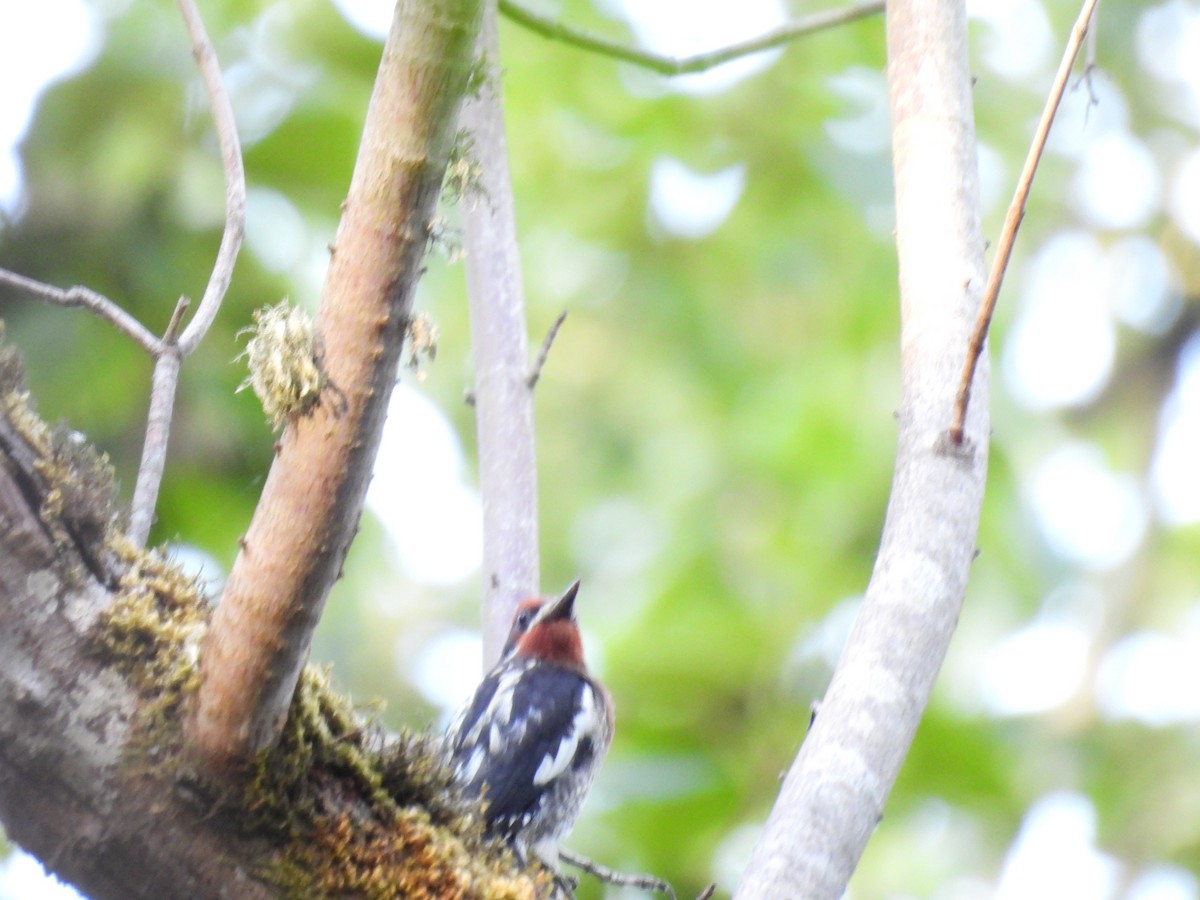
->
189, 0, 484, 771
0, 337, 543, 898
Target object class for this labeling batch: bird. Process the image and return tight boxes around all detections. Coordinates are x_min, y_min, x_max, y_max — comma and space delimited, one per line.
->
444, 579, 614, 871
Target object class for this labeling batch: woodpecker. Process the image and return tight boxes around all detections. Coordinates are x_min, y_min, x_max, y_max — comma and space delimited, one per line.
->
445, 580, 614, 869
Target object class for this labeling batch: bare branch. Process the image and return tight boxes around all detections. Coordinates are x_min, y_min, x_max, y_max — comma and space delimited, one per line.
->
560, 848, 676, 898
128, 298, 189, 543
128, 350, 183, 545
735, 0, 989, 895
124, 0, 248, 545
464, 2, 541, 665
498, 0, 883, 75
174, 0, 245, 357
526, 308, 567, 389
0, 267, 159, 353
190, 0, 482, 770
949, 0, 1099, 444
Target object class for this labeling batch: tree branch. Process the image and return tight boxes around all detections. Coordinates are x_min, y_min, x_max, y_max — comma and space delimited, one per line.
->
526, 308, 567, 390
948, 0, 1099, 444
189, 0, 483, 770
126, 0, 247, 546
0, 269, 159, 352
0, 366, 274, 899
173, 0, 245, 358
0, 349, 540, 898
498, 0, 884, 75
0, 0, 243, 548
463, 1, 541, 666
734, 0, 989, 895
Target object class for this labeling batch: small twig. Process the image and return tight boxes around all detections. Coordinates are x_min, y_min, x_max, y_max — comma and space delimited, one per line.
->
499, 0, 883, 75
1085, 0, 1098, 70
174, 0, 245, 357
0, 267, 159, 354
526, 309, 568, 389
2, 0, 242, 547
560, 848, 676, 899
162, 296, 191, 345
948, 0, 1099, 445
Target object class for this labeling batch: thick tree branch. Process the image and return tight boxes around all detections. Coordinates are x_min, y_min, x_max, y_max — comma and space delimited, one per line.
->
498, 0, 884, 75
0, 370, 274, 899
188, 0, 483, 770
463, 1, 541, 666
0, 349, 540, 898
734, 0, 989, 895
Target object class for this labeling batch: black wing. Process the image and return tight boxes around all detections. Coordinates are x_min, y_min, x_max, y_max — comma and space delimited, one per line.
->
450, 662, 597, 835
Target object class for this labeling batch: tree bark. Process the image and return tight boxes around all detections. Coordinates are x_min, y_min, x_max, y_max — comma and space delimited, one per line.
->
0, 385, 277, 898
734, 0, 989, 896
462, 0, 542, 666
0, 356, 540, 899
189, 0, 483, 770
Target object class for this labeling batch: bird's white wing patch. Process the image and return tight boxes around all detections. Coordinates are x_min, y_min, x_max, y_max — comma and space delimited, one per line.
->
458, 745, 486, 783
533, 686, 599, 786
492, 666, 523, 725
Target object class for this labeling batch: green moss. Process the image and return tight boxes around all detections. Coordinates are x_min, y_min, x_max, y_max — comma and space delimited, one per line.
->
247, 668, 548, 898
237, 301, 327, 431
1, 327, 547, 898
93, 538, 208, 730
0, 325, 122, 574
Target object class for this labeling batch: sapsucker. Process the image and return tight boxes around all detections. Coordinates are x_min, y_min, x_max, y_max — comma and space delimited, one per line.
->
445, 580, 614, 869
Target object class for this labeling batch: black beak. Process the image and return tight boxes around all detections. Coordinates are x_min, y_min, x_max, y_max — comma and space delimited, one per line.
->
534, 578, 580, 626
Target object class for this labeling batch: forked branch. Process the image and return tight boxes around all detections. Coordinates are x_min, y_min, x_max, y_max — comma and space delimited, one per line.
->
127, 0, 245, 544
0, 0, 244, 547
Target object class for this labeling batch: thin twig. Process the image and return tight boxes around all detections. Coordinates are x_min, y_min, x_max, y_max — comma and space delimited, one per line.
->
174, 0, 245, 357
0, 267, 159, 354
948, 0, 1099, 445
498, 0, 883, 75
163, 296, 191, 344
127, 0, 246, 544
526, 308, 567, 389
560, 848, 676, 899
1, 0, 242, 546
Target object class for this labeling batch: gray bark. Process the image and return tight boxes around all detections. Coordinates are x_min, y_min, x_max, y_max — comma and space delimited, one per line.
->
0, 407, 275, 899
463, 1, 542, 666
734, 0, 989, 895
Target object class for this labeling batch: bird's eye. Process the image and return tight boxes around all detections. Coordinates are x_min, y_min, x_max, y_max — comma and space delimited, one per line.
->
515, 607, 535, 632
